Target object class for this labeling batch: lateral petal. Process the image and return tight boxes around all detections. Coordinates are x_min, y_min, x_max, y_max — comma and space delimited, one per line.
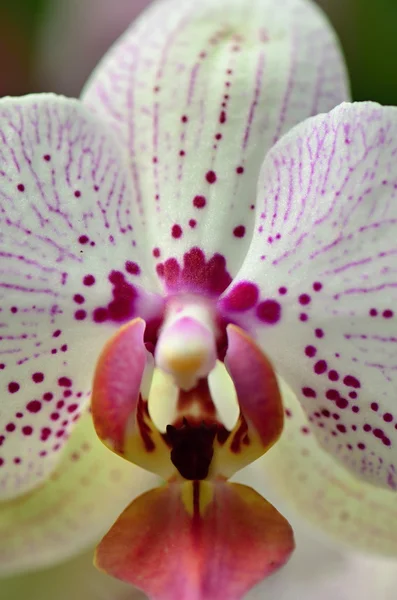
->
0, 94, 161, 500
229, 102, 397, 489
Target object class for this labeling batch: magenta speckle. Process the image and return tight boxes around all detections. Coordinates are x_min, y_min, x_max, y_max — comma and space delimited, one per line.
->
74, 190, 81, 198
172, 224, 183, 239
305, 345, 317, 357
125, 261, 141, 275
93, 308, 108, 323
58, 377, 72, 387
315, 328, 324, 338
299, 294, 311, 305
314, 360, 327, 374
153, 248, 160, 258
53, 330, 61, 338
193, 195, 206, 209
383, 413, 393, 423
8, 382, 20, 394
22, 426, 33, 436
75, 309, 87, 321
181, 115, 188, 123
278, 287, 287, 295
233, 225, 246, 238
302, 387, 316, 398
371, 402, 379, 412
189, 219, 197, 228
336, 397, 349, 409
206, 170, 217, 184
383, 309, 394, 319
79, 235, 89, 245
27, 400, 42, 413
313, 282, 323, 292
83, 275, 95, 286
256, 300, 281, 325
43, 154, 51, 161
343, 375, 360, 388
369, 308, 378, 317
17, 184, 25, 192
73, 294, 85, 304
6, 423, 15, 432
93, 271, 137, 323
41, 427, 52, 441
32, 372, 44, 383
328, 370, 339, 381
43, 392, 53, 401
236, 166, 244, 175
300, 313, 308, 322
223, 282, 259, 312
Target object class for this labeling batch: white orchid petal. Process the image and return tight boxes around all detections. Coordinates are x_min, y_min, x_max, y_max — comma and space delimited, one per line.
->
0, 410, 157, 577
243, 380, 397, 557
1, 548, 145, 600
229, 102, 397, 489
82, 0, 349, 285
0, 95, 162, 500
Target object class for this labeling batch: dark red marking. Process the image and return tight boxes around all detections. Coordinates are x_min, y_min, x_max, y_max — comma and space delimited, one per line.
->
205, 170, 217, 184
222, 282, 259, 312
172, 224, 183, 239
156, 247, 232, 296
167, 418, 216, 480
193, 195, 206, 209
233, 225, 246, 238
125, 261, 141, 275
256, 300, 281, 324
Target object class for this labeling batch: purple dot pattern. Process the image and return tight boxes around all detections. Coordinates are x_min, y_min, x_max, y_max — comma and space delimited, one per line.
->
262, 384, 397, 555
0, 96, 163, 499
231, 102, 397, 490
82, 0, 348, 280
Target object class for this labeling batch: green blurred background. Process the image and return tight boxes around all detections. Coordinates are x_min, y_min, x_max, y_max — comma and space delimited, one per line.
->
0, 0, 396, 103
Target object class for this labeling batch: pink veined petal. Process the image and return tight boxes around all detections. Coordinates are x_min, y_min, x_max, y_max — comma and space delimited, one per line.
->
0, 409, 157, 576
0, 95, 162, 500
246, 380, 397, 557
227, 102, 397, 490
82, 0, 349, 292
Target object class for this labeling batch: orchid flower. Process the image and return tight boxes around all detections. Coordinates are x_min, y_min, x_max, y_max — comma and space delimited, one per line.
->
1, 0, 397, 598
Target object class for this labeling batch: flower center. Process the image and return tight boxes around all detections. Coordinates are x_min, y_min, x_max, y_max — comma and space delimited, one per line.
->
154, 297, 218, 391
167, 418, 217, 480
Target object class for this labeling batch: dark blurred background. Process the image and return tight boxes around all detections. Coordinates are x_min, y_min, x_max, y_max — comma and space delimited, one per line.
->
1, 0, 396, 103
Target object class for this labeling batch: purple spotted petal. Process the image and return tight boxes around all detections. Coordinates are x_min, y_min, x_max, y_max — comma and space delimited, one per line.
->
228, 102, 397, 489
0, 95, 162, 500
257, 380, 397, 556
82, 0, 349, 293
